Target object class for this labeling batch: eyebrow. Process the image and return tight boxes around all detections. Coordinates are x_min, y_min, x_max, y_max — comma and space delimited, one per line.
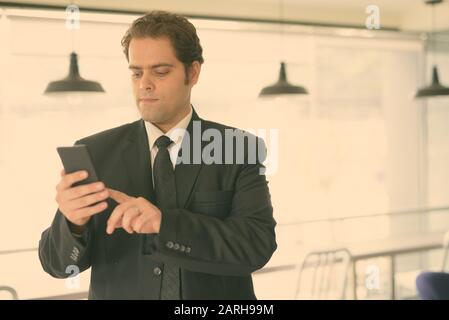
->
128, 63, 174, 70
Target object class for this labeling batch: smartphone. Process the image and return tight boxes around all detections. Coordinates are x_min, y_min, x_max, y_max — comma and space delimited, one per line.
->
57, 144, 99, 187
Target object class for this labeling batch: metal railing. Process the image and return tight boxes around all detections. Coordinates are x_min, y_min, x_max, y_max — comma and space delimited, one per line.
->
278, 205, 449, 227
0, 286, 18, 300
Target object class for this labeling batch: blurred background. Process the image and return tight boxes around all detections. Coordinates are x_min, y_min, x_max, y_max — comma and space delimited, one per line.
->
1, 0, 449, 300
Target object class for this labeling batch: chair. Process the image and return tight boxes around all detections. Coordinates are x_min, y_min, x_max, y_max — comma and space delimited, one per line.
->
415, 230, 449, 300
295, 247, 352, 299
0, 286, 18, 300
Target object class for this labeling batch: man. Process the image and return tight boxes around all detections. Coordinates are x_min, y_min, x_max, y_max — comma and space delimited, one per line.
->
39, 11, 277, 300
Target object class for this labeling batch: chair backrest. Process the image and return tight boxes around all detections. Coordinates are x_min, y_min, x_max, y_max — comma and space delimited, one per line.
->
0, 286, 18, 300
295, 247, 352, 300
442, 230, 449, 272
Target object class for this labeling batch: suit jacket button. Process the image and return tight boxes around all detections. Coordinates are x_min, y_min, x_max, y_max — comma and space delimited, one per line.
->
166, 241, 174, 249
153, 267, 162, 276
173, 243, 180, 250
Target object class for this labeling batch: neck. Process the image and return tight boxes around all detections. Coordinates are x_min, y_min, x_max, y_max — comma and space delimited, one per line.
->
156, 104, 191, 134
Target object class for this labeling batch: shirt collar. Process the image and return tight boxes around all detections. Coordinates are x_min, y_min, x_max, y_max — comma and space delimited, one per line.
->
144, 105, 193, 150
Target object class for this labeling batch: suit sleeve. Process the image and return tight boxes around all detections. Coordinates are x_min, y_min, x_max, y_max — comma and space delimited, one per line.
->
148, 138, 277, 276
38, 139, 93, 278
38, 210, 92, 278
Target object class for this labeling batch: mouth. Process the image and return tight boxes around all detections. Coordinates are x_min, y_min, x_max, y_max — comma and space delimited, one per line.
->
139, 97, 159, 103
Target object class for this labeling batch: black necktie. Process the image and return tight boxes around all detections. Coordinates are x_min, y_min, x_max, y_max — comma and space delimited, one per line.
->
153, 135, 181, 300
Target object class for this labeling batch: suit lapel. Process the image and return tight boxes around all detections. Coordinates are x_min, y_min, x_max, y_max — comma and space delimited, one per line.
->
121, 120, 156, 203
174, 108, 207, 208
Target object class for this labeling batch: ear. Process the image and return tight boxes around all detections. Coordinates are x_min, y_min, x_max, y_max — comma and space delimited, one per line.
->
188, 61, 201, 86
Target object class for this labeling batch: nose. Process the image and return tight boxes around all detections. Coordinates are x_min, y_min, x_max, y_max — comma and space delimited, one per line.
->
139, 72, 155, 91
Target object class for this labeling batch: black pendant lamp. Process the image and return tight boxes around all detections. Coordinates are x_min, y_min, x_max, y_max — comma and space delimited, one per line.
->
259, 0, 308, 97
416, 65, 449, 97
44, 4, 104, 94
44, 52, 105, 94
259, 61, 308, 96
415, 0, 449, 98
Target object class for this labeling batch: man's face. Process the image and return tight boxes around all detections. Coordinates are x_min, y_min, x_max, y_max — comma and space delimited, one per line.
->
128, 36, 200, 131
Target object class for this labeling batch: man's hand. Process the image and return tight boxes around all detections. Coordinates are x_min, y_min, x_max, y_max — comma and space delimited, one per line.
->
56, 169, 109, 231
107, 188, 162, 235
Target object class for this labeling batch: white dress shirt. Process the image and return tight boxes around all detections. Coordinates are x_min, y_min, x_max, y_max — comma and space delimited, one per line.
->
144, 105, 193, 187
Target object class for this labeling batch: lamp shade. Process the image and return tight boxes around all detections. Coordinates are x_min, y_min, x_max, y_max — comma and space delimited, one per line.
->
44, 52, 105, 94
416, 66, 449, 98
259, 62, 308, 96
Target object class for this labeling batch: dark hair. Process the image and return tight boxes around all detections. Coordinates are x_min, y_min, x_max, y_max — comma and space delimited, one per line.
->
121, 11, 204, 80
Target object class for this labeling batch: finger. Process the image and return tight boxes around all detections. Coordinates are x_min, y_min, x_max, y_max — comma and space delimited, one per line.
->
73, 201, 108, 220
131, 213, 152, 233
107, 201, 136, 234
57, 170, 89, 190
108, 188, 132, 204
61, 181, 105, 202
121, 207, 141, 234
64, 189, 109, 212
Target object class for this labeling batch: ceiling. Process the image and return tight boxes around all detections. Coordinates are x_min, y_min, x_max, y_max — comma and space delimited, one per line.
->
1, 0, 449, 32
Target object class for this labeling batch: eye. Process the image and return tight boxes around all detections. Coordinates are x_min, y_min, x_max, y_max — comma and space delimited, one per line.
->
132, 72, 142, 79
154, 69, 169, 76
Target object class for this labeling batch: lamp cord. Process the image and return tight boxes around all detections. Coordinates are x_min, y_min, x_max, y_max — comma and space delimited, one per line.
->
279, 0, 284, 62
431, 2, 435, 67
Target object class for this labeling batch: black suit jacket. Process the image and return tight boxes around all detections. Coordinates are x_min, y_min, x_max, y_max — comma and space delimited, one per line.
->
38, 108, 277, 299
